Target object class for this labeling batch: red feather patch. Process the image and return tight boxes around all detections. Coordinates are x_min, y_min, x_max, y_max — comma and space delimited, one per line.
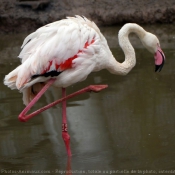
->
60, 55, 78, 70
42, 39, 95, 74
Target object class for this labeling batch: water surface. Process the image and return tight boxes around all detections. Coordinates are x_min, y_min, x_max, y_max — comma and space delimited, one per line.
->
0, 24, 175, 174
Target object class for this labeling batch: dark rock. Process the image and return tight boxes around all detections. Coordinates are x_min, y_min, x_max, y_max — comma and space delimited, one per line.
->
16, 0, 50, 10
1, 0, 175, 33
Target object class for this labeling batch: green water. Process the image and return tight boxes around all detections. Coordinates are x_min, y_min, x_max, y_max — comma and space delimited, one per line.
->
0, 24, 175, 175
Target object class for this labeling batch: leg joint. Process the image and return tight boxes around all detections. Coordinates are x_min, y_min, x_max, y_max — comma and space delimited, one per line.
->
62, 123, 68, 132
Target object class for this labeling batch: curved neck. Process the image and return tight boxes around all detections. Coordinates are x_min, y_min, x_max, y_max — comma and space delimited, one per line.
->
107, 23, 147, 75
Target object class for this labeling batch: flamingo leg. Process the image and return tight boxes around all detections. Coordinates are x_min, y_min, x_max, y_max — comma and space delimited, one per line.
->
19, 83, 108, 122
66, 157, 72, 175
18, 81, 107, 156
19, 78, 56, 122
62, 88, 71, 156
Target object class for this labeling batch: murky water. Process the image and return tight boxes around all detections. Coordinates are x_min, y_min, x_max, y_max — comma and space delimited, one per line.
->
0, 24, 175, 175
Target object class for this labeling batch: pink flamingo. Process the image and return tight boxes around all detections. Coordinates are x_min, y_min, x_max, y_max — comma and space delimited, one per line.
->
4, 16, 165, 156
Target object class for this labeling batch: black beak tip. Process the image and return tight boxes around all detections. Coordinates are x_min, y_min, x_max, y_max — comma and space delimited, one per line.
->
155, 65, 160, 72
155, 65, 163, 72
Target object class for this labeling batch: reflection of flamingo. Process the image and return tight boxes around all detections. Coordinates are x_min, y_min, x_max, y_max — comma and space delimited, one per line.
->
66, 158, 72, 175
4, 16, 165, 156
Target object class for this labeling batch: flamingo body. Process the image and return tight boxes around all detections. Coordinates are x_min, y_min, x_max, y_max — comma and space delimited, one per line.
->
4, 16, 113, 105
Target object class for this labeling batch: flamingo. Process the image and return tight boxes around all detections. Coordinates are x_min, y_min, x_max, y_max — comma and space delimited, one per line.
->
4, 16, 165, 156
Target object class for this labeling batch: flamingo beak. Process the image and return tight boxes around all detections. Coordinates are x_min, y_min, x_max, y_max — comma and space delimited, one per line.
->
154, 46, 165, 72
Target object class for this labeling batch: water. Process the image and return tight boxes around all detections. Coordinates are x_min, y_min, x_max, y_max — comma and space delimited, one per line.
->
0, 24, 175, 174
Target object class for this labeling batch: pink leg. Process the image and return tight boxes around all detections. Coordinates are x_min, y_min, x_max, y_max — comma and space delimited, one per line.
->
19, 83, 108, 122
62, 88, 71, 156
18, 81, 107, 156
19, 78, 56, 122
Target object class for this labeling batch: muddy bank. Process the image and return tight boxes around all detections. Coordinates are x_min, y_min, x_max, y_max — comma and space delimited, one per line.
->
1, 0, 175, 33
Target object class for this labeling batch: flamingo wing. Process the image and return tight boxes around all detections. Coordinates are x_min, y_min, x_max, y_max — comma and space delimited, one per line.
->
12, 16, 100, 90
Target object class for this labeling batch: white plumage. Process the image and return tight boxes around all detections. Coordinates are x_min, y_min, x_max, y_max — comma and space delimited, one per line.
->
4, 16, 165, 105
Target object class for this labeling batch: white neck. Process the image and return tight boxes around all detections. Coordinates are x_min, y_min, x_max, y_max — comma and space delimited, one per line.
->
107, 23, 147, 75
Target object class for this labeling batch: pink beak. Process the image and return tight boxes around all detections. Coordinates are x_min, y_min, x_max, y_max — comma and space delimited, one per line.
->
154, 46, 165, 72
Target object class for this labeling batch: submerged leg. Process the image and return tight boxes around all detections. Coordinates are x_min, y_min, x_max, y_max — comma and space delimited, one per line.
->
66, 157, 72, 175
62, 88, 71, 156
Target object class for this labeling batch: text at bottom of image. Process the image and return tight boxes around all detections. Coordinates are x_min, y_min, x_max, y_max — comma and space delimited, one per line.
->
1, 169, 175, 174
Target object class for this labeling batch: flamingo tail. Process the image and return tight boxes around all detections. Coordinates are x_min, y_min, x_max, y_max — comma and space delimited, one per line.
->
4, 65, 46, 105
4, 65, 22, 90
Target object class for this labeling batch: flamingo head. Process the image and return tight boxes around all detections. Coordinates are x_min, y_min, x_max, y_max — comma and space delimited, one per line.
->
141, 32, 165, 72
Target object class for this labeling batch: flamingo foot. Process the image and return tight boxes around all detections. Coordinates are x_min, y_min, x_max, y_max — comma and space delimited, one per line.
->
88, 85, 108, 92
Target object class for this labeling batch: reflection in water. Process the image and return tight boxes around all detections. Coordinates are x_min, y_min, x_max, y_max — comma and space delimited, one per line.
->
0, 24, 175, 173
66, 158, 72, 175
